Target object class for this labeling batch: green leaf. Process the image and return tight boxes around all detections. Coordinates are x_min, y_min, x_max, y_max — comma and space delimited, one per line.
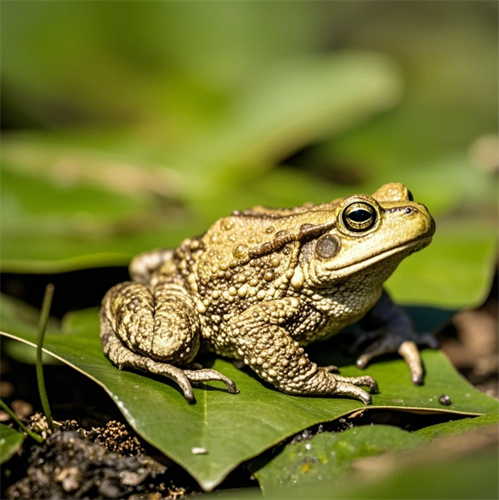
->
415, 413, 499, 441
385, 219, 497, 308
253, 425, 423, 495
0, 148, 166, 271
279, 449, 499, 500
201, 449, 499, 500
1, 295, 497, 491
0, 424, 24, 464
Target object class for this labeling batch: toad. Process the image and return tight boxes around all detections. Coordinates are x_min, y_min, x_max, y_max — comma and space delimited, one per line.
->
100, 183, 437, 404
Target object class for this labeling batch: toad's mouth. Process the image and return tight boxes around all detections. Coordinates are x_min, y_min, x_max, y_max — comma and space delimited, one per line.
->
326, 236, 433, 276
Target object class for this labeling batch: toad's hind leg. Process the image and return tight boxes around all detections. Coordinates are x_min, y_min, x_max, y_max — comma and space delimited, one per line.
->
100, 281, 238, 402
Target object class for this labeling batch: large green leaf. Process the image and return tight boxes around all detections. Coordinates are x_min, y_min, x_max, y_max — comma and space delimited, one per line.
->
0, 134, 197, 272
253, 425, 423, 495
0, 424, 24, 464
253, 413, 499, 495
1, 295, 497, 491
177, 52, 401, 203
271, 449, 499, 500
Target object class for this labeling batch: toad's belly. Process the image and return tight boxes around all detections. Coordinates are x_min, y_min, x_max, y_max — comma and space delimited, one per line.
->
286, 290, 382, 345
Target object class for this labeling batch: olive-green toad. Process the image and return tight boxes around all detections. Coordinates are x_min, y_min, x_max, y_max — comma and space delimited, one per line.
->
100, 183, 437, 404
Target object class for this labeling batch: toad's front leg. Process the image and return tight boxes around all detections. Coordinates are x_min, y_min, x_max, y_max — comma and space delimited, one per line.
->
230, 298, 378, 404
354, 290, 439, 385
100, 281, 238, 402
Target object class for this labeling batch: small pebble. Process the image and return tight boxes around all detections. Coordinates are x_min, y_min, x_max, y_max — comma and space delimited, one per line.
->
439, 394, 452, 406
191, 447, 208, 455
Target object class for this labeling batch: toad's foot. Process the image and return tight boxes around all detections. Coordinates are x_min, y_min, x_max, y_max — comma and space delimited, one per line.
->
314, 371, 379, 405
353, 331, 439, 385
183, 368, 239, 396
285, 368, 379, 404
102, 329, 238, 403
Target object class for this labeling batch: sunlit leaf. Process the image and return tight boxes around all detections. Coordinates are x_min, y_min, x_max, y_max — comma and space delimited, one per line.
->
178, 51, 401, 206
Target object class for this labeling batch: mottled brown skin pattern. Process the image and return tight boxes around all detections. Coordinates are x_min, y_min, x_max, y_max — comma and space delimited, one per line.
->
100, 183, 438, 404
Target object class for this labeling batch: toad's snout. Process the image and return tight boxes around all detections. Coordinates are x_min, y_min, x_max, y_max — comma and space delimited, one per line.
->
387, 202, 435, 241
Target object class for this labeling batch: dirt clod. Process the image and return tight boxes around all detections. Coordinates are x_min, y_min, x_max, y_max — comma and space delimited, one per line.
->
6, 428, 170, 499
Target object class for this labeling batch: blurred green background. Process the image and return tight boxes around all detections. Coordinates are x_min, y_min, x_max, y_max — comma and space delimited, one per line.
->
1, 1, 497, 307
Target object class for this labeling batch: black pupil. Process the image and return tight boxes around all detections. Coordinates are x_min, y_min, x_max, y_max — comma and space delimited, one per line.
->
347, 209, 371, 222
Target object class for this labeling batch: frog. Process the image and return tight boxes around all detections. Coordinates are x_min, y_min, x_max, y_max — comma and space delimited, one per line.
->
100, 182, 438, 404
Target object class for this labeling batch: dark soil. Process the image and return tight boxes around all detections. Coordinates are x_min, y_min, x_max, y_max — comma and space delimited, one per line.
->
0, 361, 198, 500
6, 420, 178, 500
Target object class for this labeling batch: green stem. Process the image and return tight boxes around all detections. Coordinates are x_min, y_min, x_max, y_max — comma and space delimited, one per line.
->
0, 399, 44, 443
36, 283, 55, 431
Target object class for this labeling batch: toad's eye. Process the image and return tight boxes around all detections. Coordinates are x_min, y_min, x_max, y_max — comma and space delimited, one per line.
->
342, 202, 376, 232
